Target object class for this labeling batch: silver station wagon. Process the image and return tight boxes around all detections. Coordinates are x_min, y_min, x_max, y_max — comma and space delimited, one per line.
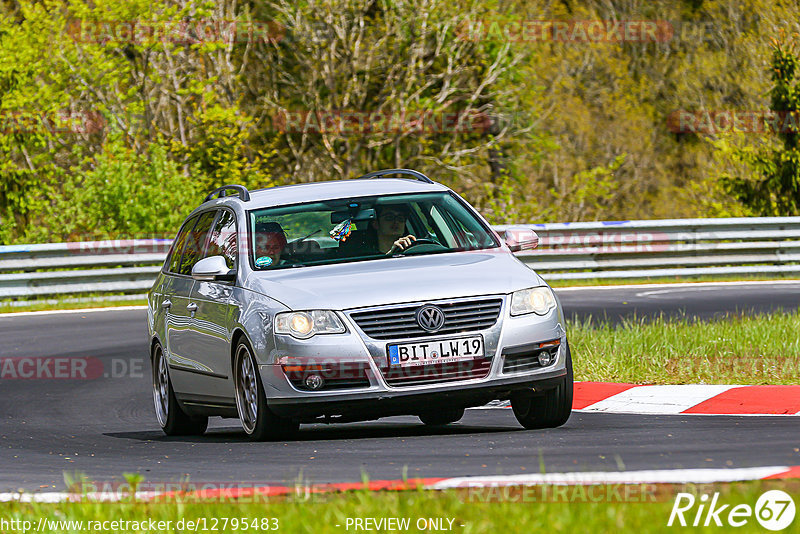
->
148, 169, 573, 440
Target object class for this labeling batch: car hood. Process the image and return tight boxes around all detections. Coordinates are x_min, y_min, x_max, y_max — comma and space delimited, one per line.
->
244, 251, 545, 310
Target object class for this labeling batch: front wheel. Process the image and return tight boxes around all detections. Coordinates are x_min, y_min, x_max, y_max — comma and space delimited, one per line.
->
510, 342, 573, 429
234, 339, 298, 441
152, 343, 208, 436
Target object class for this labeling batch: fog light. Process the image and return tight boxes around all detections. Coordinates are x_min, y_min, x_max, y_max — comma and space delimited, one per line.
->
304, 374, 325, 390
537, 350, 555, 367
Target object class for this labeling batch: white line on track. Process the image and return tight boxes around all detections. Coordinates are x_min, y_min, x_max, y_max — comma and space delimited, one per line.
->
0, 305, 147, 319
470, 406, 800, 416
553, 280, 800, 292
427, 466, 793, 488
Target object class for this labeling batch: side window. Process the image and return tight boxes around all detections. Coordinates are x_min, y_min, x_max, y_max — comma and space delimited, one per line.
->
205, 210, 238, 270
179, 211, 216, 275
166, 216, 198, 274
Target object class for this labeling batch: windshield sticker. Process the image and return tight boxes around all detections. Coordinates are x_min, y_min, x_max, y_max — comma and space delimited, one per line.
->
255, 256, 273, 267
330, 219, 356, 242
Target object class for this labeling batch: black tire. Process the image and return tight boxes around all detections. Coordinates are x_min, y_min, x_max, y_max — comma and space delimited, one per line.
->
152, 343, 208, 436
234, 338, 299, 441
419, 408, 465, 426
510, 342, 573, 429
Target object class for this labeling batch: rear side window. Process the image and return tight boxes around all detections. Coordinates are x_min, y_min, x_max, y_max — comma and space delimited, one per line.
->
178, 211, 216, 275
165, 216, 198, 274
205, 210, 238, 270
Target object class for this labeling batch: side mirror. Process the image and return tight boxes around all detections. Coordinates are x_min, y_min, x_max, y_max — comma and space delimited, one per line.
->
504, 227, 539, 252
192, 256, 236, 282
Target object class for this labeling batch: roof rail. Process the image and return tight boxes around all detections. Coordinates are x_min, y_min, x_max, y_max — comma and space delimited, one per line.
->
204, 184, 251, 203
356, 168, 434, 184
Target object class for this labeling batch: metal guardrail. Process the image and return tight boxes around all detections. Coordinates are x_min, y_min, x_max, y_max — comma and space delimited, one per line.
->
2, 217, 800, 298
502, 216, 800, 280
0, 240, 171, 299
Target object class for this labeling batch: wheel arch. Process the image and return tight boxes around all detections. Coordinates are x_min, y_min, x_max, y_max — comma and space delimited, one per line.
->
230, 328, 249, 374
150, 335, 162, 361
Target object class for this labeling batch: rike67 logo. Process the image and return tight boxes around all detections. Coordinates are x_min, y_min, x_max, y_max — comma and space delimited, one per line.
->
668, 490, 796, 530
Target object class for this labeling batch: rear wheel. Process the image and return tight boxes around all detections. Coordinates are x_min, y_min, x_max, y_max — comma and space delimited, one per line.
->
152, 343, 208, 436
510, 342, 573, 429
234, 339, 298, 441
419, 408, 465, 426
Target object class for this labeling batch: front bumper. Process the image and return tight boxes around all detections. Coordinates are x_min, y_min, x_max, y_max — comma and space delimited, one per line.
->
260, 294, 568, 419
268, 368, 566, 420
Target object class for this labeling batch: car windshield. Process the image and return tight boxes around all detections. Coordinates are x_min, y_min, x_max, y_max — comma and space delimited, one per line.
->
248, 192, 500, 270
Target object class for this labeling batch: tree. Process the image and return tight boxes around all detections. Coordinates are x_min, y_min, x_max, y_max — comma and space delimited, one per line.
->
722, 38, 800, 215
249, 0, 530, 192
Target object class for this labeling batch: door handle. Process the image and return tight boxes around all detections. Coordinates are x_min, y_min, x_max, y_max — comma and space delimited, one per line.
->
187, 303, 198, 312
161, 300, 172, 310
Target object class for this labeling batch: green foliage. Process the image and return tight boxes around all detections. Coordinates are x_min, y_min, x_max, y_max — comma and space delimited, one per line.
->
545, 155, 627, 222
43, 136, 204, 241
3, 0, 800, 244
257, 0, 526, 190
171, 104, 277, 192
721, 38, 800, 215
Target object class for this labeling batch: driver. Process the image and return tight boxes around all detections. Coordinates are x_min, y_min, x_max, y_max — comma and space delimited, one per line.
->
372, 204, 416, 254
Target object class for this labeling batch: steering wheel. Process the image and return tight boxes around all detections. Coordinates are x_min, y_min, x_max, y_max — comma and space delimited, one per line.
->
398, 238, 446, 253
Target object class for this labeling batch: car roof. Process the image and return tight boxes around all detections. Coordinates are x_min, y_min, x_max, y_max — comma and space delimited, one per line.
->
203, 178, 451, 211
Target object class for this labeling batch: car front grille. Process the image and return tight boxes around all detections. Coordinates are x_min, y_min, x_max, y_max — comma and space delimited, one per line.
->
349, 298, 503, 340
381, 358, 492, 387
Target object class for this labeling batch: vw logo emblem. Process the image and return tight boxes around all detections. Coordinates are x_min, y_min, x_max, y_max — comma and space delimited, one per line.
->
416, 305, 445, 332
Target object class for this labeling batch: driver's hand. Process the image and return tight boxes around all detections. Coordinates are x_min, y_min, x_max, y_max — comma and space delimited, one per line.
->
388, 235, 416, 254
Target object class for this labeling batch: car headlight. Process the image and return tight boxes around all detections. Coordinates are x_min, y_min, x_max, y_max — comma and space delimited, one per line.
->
510, 287, 556, 316
274, 310, 346, 339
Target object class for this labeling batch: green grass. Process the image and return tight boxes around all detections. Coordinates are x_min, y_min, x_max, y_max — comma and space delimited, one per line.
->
570, 311, 800, 385
1, 481, 798, 533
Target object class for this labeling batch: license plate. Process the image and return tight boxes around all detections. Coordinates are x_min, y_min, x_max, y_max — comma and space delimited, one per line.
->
387, 335, 484, 368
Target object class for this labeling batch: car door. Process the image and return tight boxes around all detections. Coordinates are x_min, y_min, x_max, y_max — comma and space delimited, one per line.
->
160, 214, 197, 395
164, 210, 216, 395
184, 209, 239, 402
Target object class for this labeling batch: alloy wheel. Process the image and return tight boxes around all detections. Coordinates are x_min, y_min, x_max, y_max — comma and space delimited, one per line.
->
235, 344, 259, 434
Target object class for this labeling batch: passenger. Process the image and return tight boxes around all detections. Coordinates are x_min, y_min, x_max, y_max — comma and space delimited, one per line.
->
254, 221, 288, 268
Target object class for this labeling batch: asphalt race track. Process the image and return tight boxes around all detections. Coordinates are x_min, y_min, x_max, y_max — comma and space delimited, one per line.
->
2, 282, 799, 491
556, 280, 800, 323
